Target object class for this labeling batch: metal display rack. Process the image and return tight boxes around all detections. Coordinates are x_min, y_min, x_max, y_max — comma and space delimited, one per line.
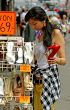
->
0, 36, 34, 110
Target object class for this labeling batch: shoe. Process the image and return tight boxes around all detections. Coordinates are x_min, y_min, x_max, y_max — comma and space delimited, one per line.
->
16, 47, 23, 64
6, 42, 15, 64
24, 75, 33, 91
24, 42, 33, 64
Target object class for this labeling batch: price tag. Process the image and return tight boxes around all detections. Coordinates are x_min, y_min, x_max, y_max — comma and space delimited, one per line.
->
20, 64, 31, 72
19, 96, 30, 103
0, 11, 16, 35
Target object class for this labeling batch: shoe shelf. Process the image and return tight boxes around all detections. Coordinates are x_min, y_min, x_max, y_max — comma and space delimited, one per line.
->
0, 37, 34, 110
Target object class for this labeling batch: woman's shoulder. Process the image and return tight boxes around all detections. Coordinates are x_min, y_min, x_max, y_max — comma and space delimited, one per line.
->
52, 29, 65, 44
53, 28, 60, 32
52, 26, 65, 36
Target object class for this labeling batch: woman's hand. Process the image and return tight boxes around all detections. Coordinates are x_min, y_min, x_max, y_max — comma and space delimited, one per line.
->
48, 57, 66, 65
48, 58, 56, 64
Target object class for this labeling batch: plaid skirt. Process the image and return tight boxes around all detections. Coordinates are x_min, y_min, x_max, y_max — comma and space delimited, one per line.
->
40, 64, 61, 110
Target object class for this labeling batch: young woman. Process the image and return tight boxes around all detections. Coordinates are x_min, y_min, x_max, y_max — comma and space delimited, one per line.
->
25, 6, 66, 110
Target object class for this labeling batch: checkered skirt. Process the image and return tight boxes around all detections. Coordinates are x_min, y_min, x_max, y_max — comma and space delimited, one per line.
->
41, 64, 61, 110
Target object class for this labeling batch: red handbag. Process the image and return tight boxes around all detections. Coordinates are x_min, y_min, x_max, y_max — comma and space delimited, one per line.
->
48, 44, 60, 60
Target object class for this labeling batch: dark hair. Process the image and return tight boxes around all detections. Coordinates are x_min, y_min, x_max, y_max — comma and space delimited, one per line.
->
25, 6, 53, 47
25, 6, 48, 22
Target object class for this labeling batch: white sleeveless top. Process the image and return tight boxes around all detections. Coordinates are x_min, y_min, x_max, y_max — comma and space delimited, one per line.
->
34, 42, 49, 69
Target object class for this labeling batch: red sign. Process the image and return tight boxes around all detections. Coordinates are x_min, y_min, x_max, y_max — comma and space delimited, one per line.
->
0, 11, 16, 35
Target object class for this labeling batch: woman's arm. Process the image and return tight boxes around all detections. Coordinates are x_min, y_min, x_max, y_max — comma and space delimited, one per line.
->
51, 29, 66, 65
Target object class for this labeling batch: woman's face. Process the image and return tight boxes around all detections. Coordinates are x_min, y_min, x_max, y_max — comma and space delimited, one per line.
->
28, 18, 45, 30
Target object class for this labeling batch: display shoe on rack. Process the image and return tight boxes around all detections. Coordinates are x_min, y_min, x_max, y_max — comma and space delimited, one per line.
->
6, 42, 15, 65
0, 98, 5, 105
24, 81, 33, 91
24, 75, 33, 91
16, 47, 23, 64
24, 42, 33, 64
